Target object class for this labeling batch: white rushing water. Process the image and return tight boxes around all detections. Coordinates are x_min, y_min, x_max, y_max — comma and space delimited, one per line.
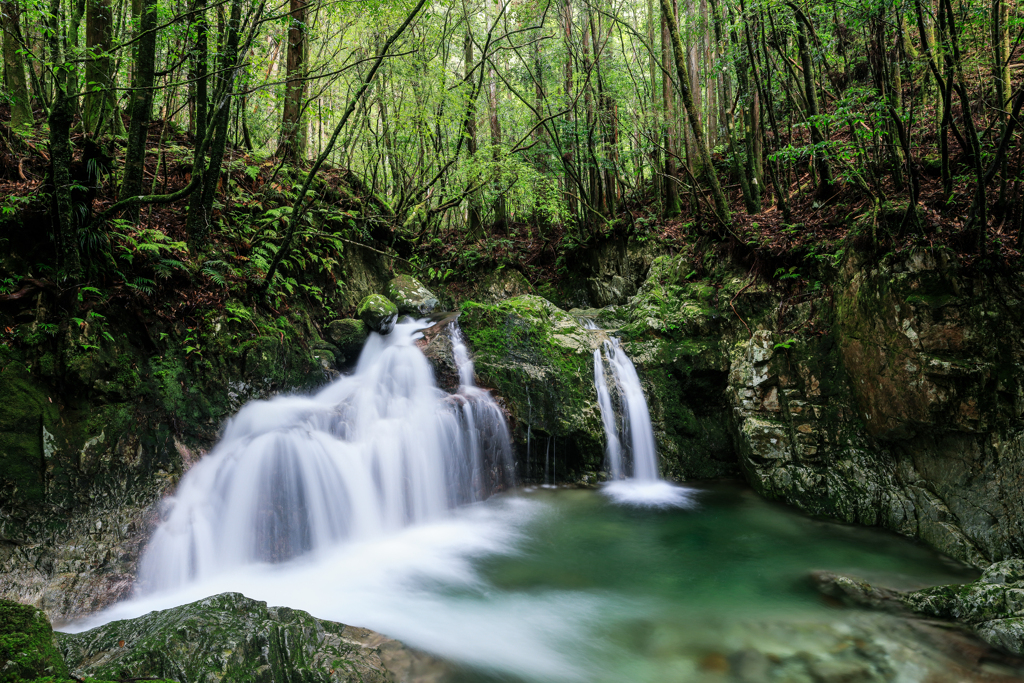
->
586, 320, 693, 507
137, 318, 514, 593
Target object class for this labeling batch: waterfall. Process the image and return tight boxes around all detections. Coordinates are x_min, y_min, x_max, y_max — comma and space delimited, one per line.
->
585, 320, 692, 507
138, 318, 515, 593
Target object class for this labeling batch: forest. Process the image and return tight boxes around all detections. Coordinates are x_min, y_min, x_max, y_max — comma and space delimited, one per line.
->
0, 0, 1020, 312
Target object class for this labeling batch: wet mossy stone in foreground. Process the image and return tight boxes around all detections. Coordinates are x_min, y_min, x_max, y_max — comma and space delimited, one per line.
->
56, 592, 420, 683
0, 599, 69, 682
357, 295, 398, 335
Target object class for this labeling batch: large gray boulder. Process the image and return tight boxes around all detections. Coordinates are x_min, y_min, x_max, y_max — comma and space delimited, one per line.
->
387, 276, 439, 316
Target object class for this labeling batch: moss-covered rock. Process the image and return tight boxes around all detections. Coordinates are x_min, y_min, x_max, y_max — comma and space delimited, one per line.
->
0, 599, 69, 681
459, 295, 605, 478
324, 319, 368, 364
57, 592, 443, 683
387, 275, 439, 316
357, 295, 398, 335
473, 268, 534, 304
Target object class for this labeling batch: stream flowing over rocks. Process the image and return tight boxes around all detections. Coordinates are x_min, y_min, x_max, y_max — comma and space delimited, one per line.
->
4, 238, 1024, 679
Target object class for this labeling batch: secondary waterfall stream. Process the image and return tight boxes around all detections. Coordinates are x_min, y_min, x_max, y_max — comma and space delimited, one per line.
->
587, 320, 691, 506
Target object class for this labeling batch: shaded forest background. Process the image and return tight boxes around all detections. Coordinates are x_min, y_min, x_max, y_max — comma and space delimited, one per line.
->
0, 0, 1021, 322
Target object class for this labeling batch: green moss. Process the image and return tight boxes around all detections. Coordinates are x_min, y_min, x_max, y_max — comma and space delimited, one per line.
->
0, 600, 69, 682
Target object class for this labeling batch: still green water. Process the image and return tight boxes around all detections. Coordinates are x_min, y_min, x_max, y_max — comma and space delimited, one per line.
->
431, 483, 1021, 683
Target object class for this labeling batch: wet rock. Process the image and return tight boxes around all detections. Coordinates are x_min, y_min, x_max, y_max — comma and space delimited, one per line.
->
325, 318, 369, 362
57, 592, 447, 683
416, 317, 460, 394
357, 295, 399, 335
388, 275, 439, 316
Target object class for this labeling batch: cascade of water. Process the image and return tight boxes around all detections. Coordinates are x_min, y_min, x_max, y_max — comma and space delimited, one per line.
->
138, 319, 514, 593
585, 320, 691, 506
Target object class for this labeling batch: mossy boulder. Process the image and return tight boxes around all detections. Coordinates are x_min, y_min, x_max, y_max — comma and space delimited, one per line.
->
356, 295, 398, 335
387, 276, 439, 316
324, 319, 368, 364
0, 599, 69, 681
58, 592, 443, 683
473, 268, 534, 304
458, 295, 605, 478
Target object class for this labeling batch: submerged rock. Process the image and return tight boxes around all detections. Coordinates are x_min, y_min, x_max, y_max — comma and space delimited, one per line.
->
58, 592, 446, 683
357, 295, 399, 335
812, 562, 1024, 658
387, 275, 439, 316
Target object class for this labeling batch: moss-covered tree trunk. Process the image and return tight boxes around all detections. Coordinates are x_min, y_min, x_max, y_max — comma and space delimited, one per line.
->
660, 3, 681, 218
2, 0, 33, 131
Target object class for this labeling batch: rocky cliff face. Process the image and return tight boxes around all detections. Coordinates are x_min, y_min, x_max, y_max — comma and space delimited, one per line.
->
458, 245, 1024, 569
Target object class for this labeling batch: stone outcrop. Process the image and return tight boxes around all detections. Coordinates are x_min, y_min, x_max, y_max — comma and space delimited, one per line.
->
58, 592, 445, 683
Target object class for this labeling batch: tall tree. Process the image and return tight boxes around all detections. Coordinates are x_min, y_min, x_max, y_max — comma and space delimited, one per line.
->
83, 0, 122, 135
278, 0, 308, 162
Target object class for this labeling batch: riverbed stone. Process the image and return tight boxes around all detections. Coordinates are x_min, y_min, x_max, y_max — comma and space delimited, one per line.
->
57, 592, 446, 683
357, 295, 399, 335
387, 276, 439, 316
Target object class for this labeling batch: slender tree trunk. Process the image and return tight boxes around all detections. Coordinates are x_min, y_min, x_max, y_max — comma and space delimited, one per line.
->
790, 4, 834, 199
659, 0, 730, 227
489, 0, 506, 230
185, 0, 241, 250
65, 0, 86, 116
189, 0, 208, 157
2, 0, 33, 130
661, 3, 680, 218
47, 0, 81, 279
278, 0, 307, 162
464, 29, 482, 237
119, 0, 156, 221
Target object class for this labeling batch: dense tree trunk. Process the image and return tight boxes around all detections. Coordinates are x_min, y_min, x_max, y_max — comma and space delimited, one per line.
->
83, 0, 122, 135
185, 0, 241, 250
47, 0, 81, 279
278, 0, 307, 162
464, 29, 482, 238
790, 3, 834, 200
